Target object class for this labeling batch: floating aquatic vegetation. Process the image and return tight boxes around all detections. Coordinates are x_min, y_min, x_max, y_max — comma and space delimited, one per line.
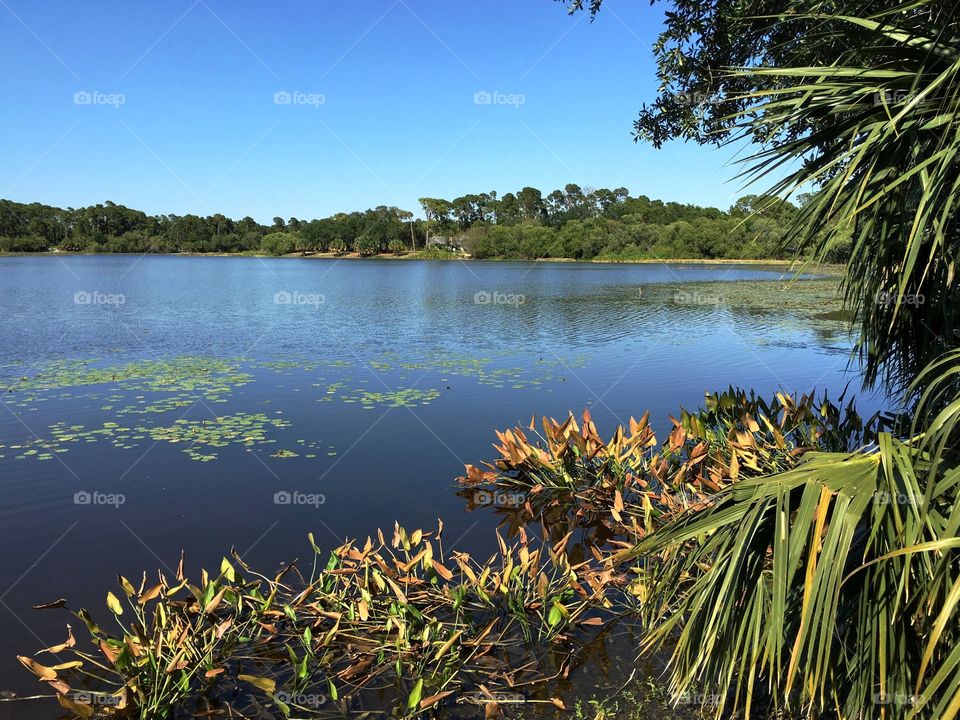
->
141, 413, 292, 462
2, 357, 254, 413
4, 357, 251, 394
250, 358, 353, 373
0, 348, 590, 466
33, 421, 139, 456
314, 380, 346, 402
339, 387, 441, 409
7, 413, 298, 463
362, 351, 587, 392
657, 278, 845, 325
18, 523, 617, 718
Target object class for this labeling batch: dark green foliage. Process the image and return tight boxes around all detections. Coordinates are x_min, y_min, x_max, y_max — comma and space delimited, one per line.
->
455, 189, 800, 260
0, 188, 800, 261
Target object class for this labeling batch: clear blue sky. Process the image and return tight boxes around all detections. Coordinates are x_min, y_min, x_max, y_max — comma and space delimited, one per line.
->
1, 0, 754, 223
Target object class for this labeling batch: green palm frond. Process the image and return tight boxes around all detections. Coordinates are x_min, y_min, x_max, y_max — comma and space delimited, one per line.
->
632, 438, 959, 718
626, 5, 960, 719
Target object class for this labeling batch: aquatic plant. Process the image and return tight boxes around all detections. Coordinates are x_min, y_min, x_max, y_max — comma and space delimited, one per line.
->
458, 389, 882, 546
17, 523, 621, 719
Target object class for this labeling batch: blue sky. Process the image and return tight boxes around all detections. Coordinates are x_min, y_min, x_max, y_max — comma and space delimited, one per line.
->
1, 0, 755, 223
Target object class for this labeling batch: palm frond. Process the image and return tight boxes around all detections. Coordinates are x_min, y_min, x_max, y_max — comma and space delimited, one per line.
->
633, 437, 958, 719
628, 6, 960, 718
727, 7, 960, 392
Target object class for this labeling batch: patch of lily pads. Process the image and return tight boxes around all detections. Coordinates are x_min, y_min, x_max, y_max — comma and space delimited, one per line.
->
361, 351, 587, 391
140, 413, 291, 461
6, 413, 297, 463
0, 349, 592, 465
2, 357, 254, 413
339, 387, 441, 409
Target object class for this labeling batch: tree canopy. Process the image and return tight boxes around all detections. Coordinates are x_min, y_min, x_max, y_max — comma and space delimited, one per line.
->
0, 188, 817, 261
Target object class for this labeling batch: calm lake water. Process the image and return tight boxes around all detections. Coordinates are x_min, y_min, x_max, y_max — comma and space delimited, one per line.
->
0, 256, 878, 715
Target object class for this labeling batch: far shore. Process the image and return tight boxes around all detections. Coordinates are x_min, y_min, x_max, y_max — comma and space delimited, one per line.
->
0, 249, 843, 272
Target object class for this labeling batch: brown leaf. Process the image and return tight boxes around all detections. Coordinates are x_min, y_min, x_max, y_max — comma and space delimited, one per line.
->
214, 617, 232, 640
338, 657, 372, 680
579, 617, 604, 626
385, 576, 408, 604
431, 559, 453, 581
203, 587, 227, 614
99, 640, 119, 664
484, 701, 503, 719
420, 690, 454, 709
164, 650, 187, 674
46, 679, 71, 695
37, 625, 75, 655
17, 656, 57, 680
138, 584, 162, 605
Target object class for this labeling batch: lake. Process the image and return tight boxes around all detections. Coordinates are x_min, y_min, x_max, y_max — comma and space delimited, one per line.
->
0, 256, 877, 715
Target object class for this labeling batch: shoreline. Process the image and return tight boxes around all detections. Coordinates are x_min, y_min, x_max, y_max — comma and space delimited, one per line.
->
0, 250, 842, 271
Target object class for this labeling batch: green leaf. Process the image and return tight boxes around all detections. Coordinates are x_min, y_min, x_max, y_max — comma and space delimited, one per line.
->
407, 678, 423, 710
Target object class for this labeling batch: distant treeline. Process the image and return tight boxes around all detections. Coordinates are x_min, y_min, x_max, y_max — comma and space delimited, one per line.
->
0, 186, 850, 261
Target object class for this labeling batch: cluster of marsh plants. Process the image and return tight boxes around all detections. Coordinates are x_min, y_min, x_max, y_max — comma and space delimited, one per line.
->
457, 388, 883, 547
18, 523, 627, 719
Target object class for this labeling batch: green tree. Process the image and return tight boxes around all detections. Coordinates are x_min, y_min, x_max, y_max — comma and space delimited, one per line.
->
260, 231, 298, 256
354, 233, 380, 256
